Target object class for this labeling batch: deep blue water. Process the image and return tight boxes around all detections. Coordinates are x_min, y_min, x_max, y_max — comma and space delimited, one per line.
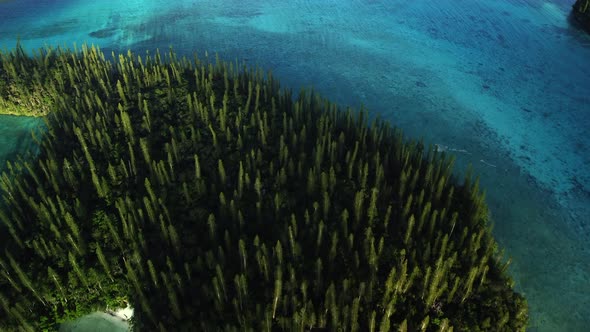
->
1, 0, 589, 330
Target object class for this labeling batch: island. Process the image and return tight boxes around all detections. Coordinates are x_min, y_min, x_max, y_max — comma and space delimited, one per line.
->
0, 43, 528, 331
573, 0, 590, 33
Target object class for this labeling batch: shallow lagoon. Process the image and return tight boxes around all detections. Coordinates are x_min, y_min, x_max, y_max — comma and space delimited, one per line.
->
58, 312, 129, 332
0, 115, 42, 167
1, 0, 589, 330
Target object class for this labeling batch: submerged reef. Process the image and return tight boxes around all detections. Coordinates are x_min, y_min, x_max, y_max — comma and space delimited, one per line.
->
573, 0, 590, 33
0, 44, 528, 331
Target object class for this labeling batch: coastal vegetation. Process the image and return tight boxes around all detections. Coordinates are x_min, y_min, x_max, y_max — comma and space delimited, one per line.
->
0, 43, 528, 331
573, 0, 590, 33
0, 45, 53, 116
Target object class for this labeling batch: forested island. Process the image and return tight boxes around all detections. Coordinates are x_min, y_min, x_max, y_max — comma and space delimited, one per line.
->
0, 43, 528, 331
573, 0, 590, 32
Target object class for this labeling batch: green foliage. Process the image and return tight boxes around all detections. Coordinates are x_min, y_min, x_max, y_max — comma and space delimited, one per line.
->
575, 0, 590, 13
573, 0, 590, 32
0, 43, 527, 331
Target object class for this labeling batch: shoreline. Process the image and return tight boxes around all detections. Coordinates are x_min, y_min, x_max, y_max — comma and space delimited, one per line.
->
0, 109, 46, 117
59, 304, 133, 332
105, 303, 134, 322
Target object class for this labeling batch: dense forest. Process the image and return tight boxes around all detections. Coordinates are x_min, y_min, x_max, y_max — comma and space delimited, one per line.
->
0, 44, 52, 117
573, 0, 590, 32
0, 43, 528, 331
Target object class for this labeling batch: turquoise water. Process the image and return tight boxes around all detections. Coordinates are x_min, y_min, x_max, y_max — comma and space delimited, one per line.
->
59, 312, 129, 332
0, 115, 42, 168
1, 0, 589, 330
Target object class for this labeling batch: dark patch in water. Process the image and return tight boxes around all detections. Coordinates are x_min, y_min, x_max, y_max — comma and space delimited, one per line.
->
570, 176, 590, 199
89, 27, 119, 39
521, 107, 532, 113
415, 81, 427, 88
496, 34, 508, 48
224, 8, 262, 19
482, 84, 490, 90
21, 18, 79, 39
